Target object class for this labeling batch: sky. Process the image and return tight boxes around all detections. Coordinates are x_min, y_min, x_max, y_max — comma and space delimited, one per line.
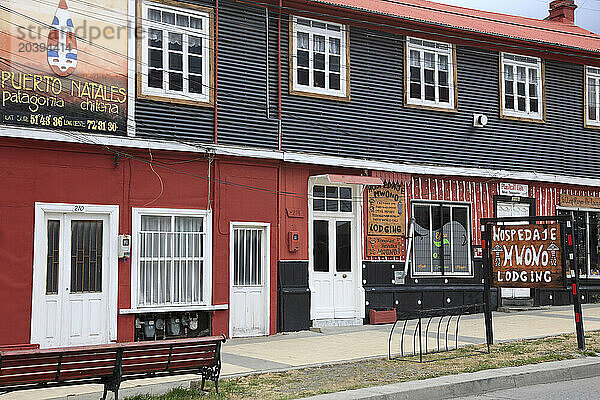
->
431, 0, 600, 34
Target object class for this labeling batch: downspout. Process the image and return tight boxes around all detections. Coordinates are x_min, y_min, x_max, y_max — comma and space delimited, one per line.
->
214, 0, 219, 144
277, 0, 282, 150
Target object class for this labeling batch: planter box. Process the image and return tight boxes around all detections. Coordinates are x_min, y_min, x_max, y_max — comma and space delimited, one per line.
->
369, 308, 397, 325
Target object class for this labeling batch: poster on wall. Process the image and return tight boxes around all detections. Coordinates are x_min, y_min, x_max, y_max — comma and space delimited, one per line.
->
0, 0, 128, 134
366, 182, 405, 257
491, 223, 564, 288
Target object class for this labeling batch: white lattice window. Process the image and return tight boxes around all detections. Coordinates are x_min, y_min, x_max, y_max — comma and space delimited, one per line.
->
501, 53, 543, 121
132, 208, 212, 308
586, 66, 600, 127
140, 0, 211, 103
291, 16, 348, 99
406, 37, 456, 110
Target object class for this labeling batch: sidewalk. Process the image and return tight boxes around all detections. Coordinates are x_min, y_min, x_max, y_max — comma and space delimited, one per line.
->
2, 304, 599, 400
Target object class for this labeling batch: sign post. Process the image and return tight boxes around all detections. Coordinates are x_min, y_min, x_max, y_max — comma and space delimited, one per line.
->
480, 215, 585, 351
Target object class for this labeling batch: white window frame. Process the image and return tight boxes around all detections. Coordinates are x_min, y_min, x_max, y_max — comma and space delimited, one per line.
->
140, 0, 211, 103
291, 16, 348, 99
411, 201, 473, 277
500, 52, 544, 121
585, 66, 600, 128
406, 37, 456, 110
131, 208, 213, 310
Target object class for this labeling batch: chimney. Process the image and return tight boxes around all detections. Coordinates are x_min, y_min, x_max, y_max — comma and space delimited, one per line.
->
547, 0, 577, 24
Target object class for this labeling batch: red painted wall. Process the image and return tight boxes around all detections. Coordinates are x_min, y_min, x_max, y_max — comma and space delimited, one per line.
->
0, 138, 281, 345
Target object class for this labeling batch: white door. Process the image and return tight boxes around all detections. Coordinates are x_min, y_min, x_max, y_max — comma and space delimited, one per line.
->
33, 212, 110, 348
230, 224, 270, 337
312, 217, 356, 319
497, 202, 531, 299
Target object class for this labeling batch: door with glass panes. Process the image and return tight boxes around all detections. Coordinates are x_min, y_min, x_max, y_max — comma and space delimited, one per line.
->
311, 184, 357, 320
497, 202, 531, 298
34, 213, 110, 348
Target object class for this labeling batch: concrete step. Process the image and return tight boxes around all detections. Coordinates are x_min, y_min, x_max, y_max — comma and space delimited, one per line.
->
501, 297, 534, 307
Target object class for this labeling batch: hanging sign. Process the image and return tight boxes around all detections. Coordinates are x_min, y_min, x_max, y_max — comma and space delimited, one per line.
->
491, 223, 563, 288
499, 182, 529, 197
559, 194, 600, 209
366, 182, 405, 257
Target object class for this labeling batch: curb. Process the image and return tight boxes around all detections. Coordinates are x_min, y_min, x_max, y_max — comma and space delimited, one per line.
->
302, 357, 600, 400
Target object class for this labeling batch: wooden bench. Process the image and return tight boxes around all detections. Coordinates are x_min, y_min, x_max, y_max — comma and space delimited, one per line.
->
0, 335, 226, 400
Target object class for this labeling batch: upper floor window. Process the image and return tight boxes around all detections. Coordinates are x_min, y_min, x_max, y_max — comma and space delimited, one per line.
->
140, 0, 212, 105
312, 185, 353, 212
586, 66, 600, 128
406, 37, 456, 110
412, 202, 471, 276
290, 17, 349, 100
501, 53, 543, 121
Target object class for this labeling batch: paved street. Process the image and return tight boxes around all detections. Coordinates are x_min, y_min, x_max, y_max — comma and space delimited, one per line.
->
451, 376, 600, 400
2, 304, 600, 399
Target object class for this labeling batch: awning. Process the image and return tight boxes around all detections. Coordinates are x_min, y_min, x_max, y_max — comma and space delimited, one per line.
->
320, 174, 383, 186
371, 171, 411, 184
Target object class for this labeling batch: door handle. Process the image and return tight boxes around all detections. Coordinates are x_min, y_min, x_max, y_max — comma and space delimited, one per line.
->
343, 274, 347, 278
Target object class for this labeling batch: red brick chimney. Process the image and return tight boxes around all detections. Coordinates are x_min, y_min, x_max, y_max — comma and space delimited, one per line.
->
547, 0, 577, 24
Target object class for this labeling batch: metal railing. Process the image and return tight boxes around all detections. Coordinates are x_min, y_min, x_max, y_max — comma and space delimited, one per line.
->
388, 303, 489, 363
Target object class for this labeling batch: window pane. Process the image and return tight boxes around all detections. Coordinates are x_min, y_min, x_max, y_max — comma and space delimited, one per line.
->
589, 78, 597, 120
142, 216, 171, 231
329, 55, 340, 73
46, 220, 60, 295
190, 17, 202, 29
451, 207, 469, 273
297, 32, 309, 49
410, 50, 420, 67
169, 53, 183, 71
314, 35, 325, 53
314, 53, 325, 71
313, 198, 325, 211
148, 29, 162, 48
326, 199, 338, 212
424, 52, 435, 69
314, 71, 325, 87
329, 73, 340, 90
326, 186, 338, 198
530, 99, 538, 113
410, 82, 421, 99
439, 86, 449, 103
339, 187, 351, 199
517, 82, 526, 96
70, 220, 103, 293
148, 69, 163, 88
336, 221, 351, 272
189, 36, 202, 55
313, 185, 325, 197
189, 55, 202, 74
175, 216, 202, 232
518, 96, 526, 111
298, 68, 309, 85
505, 95, 514, 109
149, 49, 162, 68
590, 213, 600, 277
148, 8, 161, 22
438, 71, 448, 87
340, 200, 352, 212
413, 205, 432, 273
313, 220, 329, 272
168, 32, 182, 51
505, 81, 514, 95
176, 14, 189, 27
298, 50, 309, 67
517, 66, 526, 82
425, 85, 435, 101
438, 54, 448, 71
169, 72, 183, 91
424, 69, 434, 85
162, 11, 175, 24
329, 37, 340, 55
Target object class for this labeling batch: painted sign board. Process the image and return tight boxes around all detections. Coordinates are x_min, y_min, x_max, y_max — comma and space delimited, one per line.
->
366, 182, 405, 257
559, 194, 600, 209
499, 182, 529, 197
0, 0, 128, 134
491, 223, 563, 288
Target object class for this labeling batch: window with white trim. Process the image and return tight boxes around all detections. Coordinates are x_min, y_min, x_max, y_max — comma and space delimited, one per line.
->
412, 202, 471, 276
141, 0, 211, 103
406, 37, 455, 109
586, 66, 600, 127
291, 16, 348, 98
501, 53, 543, 120
133, 209, 212, 307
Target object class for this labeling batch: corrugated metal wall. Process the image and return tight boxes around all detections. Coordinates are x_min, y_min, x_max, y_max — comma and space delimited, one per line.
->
278, 22, 595, 178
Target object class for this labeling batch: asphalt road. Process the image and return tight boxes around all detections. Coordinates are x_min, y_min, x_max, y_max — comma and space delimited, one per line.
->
451, 376, 600, 400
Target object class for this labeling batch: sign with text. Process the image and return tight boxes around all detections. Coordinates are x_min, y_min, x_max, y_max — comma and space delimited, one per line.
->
491, 224, 563, 288
559, 194, 600, 209
366, 182, 405, 257
0, 0, 128, 134
499, 182, 529, 197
